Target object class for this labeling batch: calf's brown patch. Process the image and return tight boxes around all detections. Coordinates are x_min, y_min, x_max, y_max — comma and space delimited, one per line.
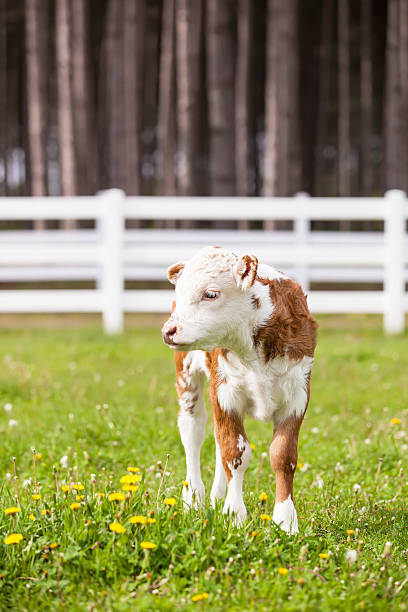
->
254, 277, 318, 362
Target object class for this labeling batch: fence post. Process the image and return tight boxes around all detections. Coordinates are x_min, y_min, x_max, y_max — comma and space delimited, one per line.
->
99, 189, 125, 334
384, 189, 406, 334
294, 192, 310, 291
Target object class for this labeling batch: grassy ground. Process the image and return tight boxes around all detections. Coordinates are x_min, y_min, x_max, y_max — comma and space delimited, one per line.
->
0, 317, 407, 611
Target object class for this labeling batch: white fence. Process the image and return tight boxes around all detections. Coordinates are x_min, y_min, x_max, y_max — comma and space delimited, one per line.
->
0, 189, 407, 334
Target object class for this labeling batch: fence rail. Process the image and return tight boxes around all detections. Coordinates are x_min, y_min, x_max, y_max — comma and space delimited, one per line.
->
0, 190, 407, 334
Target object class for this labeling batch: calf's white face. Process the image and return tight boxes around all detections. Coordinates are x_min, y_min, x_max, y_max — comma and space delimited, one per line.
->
162, 247, 258, 352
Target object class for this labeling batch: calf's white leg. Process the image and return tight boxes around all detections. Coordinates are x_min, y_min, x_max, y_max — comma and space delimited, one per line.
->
175, 352, 207, 507
210, 437, 228, 506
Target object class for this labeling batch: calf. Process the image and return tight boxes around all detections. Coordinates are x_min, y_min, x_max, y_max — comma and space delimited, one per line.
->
162, 246, 317, 534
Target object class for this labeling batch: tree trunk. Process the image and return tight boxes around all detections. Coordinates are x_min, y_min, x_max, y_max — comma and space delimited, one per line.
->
176, 0, 202, 196
123, 0, 145, 196
360, 0, 373, 196
314, 0, 334, 195
72, 0, 97, 195
385, 0, 403, 189
142, 0, 161, 196
0, 0, 8, 196
206, 0, 236, 196
25, 0, 48, 228
105, 0, 124, 189
56, 0, 76, 228
235, 0, 252, 207
398, 0, 408, 193
157, 0, 176, 209
338, 0, 351, 196
264, 0, 300, 226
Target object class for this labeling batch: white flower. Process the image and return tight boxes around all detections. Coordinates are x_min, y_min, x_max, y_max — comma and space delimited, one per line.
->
311, 475, 324, 489
8, 419, 18, 427
4, 403, 12, 412
299, 462, 311, 472
311, 427, 319, 434
353, 483, 362, 494
335, 462, 344, 473
345, 550, 358, 564
60, 455, 69, 469
23, 478, 32, 488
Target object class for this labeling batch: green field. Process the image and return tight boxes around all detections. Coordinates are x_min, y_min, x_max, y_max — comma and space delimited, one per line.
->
0, 317, 407, 611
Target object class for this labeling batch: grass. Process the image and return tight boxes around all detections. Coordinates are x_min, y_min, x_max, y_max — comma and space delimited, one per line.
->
0, 316, 407, 610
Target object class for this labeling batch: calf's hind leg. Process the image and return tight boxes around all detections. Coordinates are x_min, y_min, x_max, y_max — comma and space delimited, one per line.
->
269, 414, 302, 534
175, 351, 207, 508
270, 377, 310, 534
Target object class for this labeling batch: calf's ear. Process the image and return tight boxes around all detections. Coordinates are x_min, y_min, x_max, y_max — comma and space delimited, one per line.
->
233, 254, 258, 290
167, 262, 185, 285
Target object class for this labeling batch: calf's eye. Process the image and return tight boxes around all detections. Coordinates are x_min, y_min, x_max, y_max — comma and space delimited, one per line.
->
203, 290, 220, 301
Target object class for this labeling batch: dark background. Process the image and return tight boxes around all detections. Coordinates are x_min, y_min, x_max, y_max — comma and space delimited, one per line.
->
1, 1, 404, 202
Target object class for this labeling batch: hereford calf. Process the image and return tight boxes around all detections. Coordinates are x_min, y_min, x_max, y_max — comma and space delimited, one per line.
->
161, 246, 317, 534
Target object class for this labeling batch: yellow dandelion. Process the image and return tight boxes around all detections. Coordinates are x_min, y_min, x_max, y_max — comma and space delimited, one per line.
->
127, 466, 140, 473
171, 511, 178, 519
298, 462, 304, 470
251, 530, 259, 538
319, 553, 328, 559
391, 418, 401, 425
122, 484, 139, 492
4, 507, 21, 515
346, 529, 355, 536
192, 593, 209, 602
140, 541, 156, 549
182, 480, 189, 487
164, 498, 177, 506
95, 492, 105, 498
29, 513, 35, 521
41, 509, 50, 516
4, 533, 23, 545
250, 443, 256, 450
61, 485, 70, 494
259, 492, 268, 502
109, 522, 126, 534
260, 514, 271, 521
297, 577, 305, 585
32, 494, 41, 501
70, 502, 80, 510
72, 483, 84, 491
108, 492, 126, 502
147, 518, 156, 524
278, 567, 289, 575
120, 474, 141, 485
130, 515, 147, 525
36, 453, 42, 460
49, 542, 58, 549
76, 495, 84, 501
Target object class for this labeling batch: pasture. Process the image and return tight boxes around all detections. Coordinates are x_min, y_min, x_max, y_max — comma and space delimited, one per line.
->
0, 316, 407, 611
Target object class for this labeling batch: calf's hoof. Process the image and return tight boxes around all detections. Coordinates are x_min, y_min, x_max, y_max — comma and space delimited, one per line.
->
182, 480, 205, 509
272, 496, 299, 535
223, 494, 247, 526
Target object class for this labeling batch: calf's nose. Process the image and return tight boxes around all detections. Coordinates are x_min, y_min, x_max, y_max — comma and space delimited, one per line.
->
162, 325, 177, 344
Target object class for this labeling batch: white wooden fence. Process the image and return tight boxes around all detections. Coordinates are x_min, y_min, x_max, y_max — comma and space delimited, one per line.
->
0, 189, 407, 334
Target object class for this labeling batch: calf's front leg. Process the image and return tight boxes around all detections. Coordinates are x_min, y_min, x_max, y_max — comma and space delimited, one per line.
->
212, 403, 251, 525
175, 352, 207, 507
269, 413, 303, 535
